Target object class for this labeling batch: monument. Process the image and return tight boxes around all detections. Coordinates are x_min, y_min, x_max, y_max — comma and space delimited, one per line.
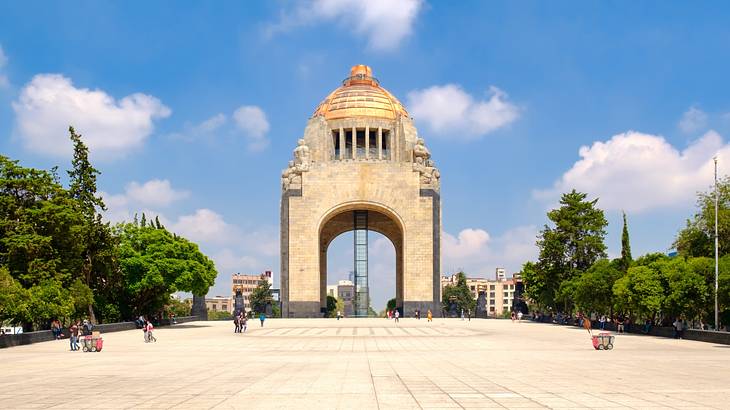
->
280, 65, 441, 318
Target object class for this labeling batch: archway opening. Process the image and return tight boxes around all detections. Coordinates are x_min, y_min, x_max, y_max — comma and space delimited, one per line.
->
319, 208, 404, 317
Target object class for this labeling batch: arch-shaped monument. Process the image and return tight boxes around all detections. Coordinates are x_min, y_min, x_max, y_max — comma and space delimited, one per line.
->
280, 65, 441, 317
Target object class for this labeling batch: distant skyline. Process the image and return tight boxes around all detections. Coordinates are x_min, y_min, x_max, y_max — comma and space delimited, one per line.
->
2, 1, 730, 309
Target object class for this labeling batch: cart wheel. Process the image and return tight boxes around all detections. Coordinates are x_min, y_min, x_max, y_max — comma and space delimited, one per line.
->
91, 346, 96, 352
606, 343, 613, 350
597, 344, 605, 350
82, 346, 88, 352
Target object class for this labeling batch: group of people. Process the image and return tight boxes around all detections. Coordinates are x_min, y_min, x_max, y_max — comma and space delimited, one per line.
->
137, 316, 156, 343
510, 311, 524, 322
384, 309, 434, 322
233, 312, 248, 333
386, 309, 400, 322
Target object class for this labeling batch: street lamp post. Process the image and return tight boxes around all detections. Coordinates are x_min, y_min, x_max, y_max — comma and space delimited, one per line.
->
714, 157, 719, 331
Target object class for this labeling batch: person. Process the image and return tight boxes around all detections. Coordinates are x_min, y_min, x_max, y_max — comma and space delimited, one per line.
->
467, 309, 471, 321
643, 318, 652, 334
69, 321, 80, 351
0, 329, 5, 337
336, 310, 341, 321
387, 310, 392, 320
511, 311, 516, 322
427, 309, 432, 322
242, 315, 248, 333
260, 313, 266, 327
517, 311, 523, 322
599, 315, 606, 330
583, 316, 593, 337
82, 320, 93, 336
394, 309, 400, 323
617, 317, 624, 334
51, 319, 62, 340
460, 309, 465, 321
170, 312, 176, 325
234, 314, 241, 333
416, 309, 420, 320
146, 320, 156, 342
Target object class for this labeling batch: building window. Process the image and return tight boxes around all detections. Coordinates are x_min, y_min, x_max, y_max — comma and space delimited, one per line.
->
489, 306, 495, 312
503, 291, 508, 297
222, 305, 227, 311
490, 285, 495, 290
503, 299, 508, 305
489, 292, 495, 298
489, 300, 495, 305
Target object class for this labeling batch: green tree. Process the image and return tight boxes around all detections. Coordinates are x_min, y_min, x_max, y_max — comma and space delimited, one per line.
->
248, 274, 273, 315
572, 259, 622, 315
620, 212, 632, 273
441, 272, 475, 314
613, 266, 664, 321
675, 176, 730, 257
116, 220, 217, 317
66, 127, 118, 323
656, 258, 708, 321
326, 295, 338, 317
531, 190, 608, 309
386, 298, 396, 312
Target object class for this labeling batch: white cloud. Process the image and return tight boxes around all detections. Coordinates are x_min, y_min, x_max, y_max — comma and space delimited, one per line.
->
12, 74, 170, 158
408, 85, 519, 139
266, 0, 422, 51
192, 113, 226, 135
678, 106, 708, 134
534, 130, 729, 213
125, 179, 189, 207
172, 209, 234, 244
442, 226, 538, 277
233, 105, 270, 151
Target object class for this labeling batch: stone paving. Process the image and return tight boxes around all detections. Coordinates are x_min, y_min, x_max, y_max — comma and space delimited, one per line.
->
1, 318, 729, 409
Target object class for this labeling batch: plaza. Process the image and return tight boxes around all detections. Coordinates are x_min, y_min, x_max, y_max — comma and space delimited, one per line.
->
2, 319, 729, 409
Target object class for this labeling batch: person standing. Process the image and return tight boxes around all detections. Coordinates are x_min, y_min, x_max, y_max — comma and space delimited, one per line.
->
427, 309, 433, 322
461, 309, 465, 321
234, 314, 241, 333
69, 321, 80, 351
467, 309, 471, 321
599, 315, 606, 330
146, 321, 156, 342
242, 315, 248, 333
336, 310, 341, 321
511, 311, 516, 322
259, 313, 266, 327
394, 309, 400, 323
517, 311, 523, 322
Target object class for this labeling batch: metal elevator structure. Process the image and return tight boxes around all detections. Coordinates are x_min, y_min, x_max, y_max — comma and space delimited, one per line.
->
353, 211, 369, 317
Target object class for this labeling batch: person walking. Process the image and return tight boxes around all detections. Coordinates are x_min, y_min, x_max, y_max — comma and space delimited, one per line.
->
336, 310, 341, 321
427, 309, 433, 322
599, 315, 606, 330
394, 309, 400, 323
461, 309, 465, 321
467, 309, 471, 321
511, 311, 516, 322
146, 320, 156, 342
517, 311, 523, 322
259, 313, 266, 327
69, 321, 80, 351
242, 315, 248, 333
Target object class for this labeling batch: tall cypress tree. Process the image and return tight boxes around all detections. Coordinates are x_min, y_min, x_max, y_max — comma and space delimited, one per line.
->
67, 126, 110, 323
620, 211, 632, 272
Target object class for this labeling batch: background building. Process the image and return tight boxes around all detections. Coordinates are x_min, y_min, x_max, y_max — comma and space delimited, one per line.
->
441, 268, 523, 317
232, 271, 274, 313
326, 280, 355, 316
204, 296, 233, 314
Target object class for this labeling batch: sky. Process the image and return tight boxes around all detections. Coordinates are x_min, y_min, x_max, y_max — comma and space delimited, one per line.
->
2, 1, 730, 310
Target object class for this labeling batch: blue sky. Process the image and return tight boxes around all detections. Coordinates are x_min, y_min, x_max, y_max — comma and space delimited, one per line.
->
2, 1, 730, 309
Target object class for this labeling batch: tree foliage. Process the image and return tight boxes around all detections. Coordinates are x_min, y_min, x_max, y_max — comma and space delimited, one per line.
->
249, 274, 273, 315
675, 176, 730, 257
529, 190, 608, 309
441, 272, 475, 313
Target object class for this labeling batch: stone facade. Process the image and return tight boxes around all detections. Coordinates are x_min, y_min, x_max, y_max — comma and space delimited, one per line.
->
281, 65, 441, 318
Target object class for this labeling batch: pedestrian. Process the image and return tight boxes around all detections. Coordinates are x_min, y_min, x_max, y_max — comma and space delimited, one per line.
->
260, 313, 266, 327
617, 317, 624, 334
146, 320, 156, 342
416, 309, 420, 320
517, 311, 523, 322
234, 315, 241, 333
336, 310, 341, 321
394, 309, 400, 323
511, 311, 516, 322
387, 310, 392, 320
461, 309, 465, 321
599, 315, 606, 330
467, 309, 471, 321
427, 309, 433, 322
69, 321, 80, 351
142, 319, 149, 342
51, 319, 62, 340
242, 315, 248, 333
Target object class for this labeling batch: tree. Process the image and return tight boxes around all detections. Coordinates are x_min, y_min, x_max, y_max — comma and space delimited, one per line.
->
326, 295, 337, 317
531, 190, 608, 309
441, 272, 475, 314
572, 259, 622, 315
620, 212, 632, 273
613, 266, 664, 321
675, 176, 730, 257
116, 220, 217, 317
656, 258, 708, 321
67, 127, 116, 323
386, 298, 396, 312
248, 274, 273, 315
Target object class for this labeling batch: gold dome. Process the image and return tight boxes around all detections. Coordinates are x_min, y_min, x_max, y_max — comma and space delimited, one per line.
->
313, 65, 408, 120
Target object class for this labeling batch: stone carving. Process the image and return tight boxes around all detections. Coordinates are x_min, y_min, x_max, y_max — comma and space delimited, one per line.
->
412, 138, 440, 188
282, 139, 311, 190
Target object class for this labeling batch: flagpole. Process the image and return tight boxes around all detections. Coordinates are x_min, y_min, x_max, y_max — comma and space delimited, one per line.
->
714, 156, 719, 331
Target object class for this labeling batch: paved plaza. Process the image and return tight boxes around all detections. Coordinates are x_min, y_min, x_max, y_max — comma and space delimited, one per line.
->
2, 319, 729, 409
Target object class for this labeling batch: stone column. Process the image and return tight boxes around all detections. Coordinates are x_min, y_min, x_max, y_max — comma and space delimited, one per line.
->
378, 127, 383, 159
339, 127, 344, 160
351, 126, 357, 159
365, 126, 370, 159
192, 294, 208, 320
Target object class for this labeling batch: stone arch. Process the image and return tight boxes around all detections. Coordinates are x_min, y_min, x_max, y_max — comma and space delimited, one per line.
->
318, 202, 405, 315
